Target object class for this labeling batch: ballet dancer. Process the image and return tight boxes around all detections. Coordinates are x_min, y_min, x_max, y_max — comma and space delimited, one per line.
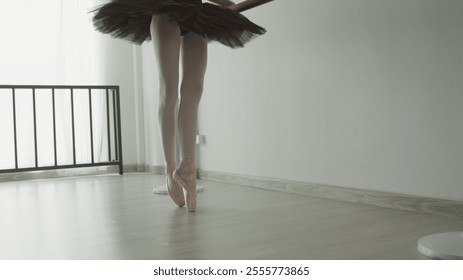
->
91, 0, 266, 212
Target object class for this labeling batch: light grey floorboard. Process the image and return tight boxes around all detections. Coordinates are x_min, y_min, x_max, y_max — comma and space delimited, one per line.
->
0, 173, 462, 260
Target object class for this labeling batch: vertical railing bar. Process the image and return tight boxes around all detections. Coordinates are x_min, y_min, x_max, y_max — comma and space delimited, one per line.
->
70, 88, 76, 165
12, 88, 18, 170
89, 88, 94, 164
112, 89, 119, 162
52, 88, 57, 166
115, 87, 123, 175
106, 89, 112, 162
32, 88, 38, 168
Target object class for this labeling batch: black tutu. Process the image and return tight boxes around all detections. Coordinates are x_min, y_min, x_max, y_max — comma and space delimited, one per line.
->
91, 0, 266, 48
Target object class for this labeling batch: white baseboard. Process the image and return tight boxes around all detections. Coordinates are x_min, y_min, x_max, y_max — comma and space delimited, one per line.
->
197, 169, 463, 218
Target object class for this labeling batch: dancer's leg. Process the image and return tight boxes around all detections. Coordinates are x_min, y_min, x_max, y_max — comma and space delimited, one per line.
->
150, 15, 181, 171
178, 32, 207, 163
173, 32, 208, 212
150, 15, 184, 207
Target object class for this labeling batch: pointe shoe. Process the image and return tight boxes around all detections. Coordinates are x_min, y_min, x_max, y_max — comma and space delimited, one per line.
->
166, 173, 185, 207
173, 168, 196, 212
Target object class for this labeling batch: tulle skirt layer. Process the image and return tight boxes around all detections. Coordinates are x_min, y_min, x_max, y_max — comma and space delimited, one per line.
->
91, 0, 266, 48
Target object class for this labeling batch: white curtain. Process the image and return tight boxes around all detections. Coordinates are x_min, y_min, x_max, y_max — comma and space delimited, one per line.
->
0, 0, 113, 170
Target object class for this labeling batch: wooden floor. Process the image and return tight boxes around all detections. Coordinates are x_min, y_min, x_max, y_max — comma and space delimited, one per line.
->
0, 173, 462, 260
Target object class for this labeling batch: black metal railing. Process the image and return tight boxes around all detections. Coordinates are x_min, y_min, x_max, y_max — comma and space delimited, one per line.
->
0, 85, 123, 175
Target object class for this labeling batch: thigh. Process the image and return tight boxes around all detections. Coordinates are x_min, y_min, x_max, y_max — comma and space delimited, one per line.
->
150, 14, 181, 85
181, 32, 208, 89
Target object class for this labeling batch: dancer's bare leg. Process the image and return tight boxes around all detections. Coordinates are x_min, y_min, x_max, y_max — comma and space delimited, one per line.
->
179, 32, 207, 163
150, 15, 185, 207
173, 32, 208, 212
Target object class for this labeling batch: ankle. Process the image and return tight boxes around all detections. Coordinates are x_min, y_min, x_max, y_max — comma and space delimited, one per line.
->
165, 161, 176, 174
182, 156, 194, 162
178, 157, 196, 173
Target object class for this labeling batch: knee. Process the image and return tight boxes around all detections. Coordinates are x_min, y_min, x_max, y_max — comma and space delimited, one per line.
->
180, 82, 203, 104
159, 87, 178, 109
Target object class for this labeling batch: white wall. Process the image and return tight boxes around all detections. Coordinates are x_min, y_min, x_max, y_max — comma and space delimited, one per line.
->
197, 0, 463, 201
140, 43, 164, 167
99, 40, 140, 165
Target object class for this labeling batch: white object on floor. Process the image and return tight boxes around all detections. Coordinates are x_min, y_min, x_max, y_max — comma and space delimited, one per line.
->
417, 232, 463, 259
153, 184, 204, 195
